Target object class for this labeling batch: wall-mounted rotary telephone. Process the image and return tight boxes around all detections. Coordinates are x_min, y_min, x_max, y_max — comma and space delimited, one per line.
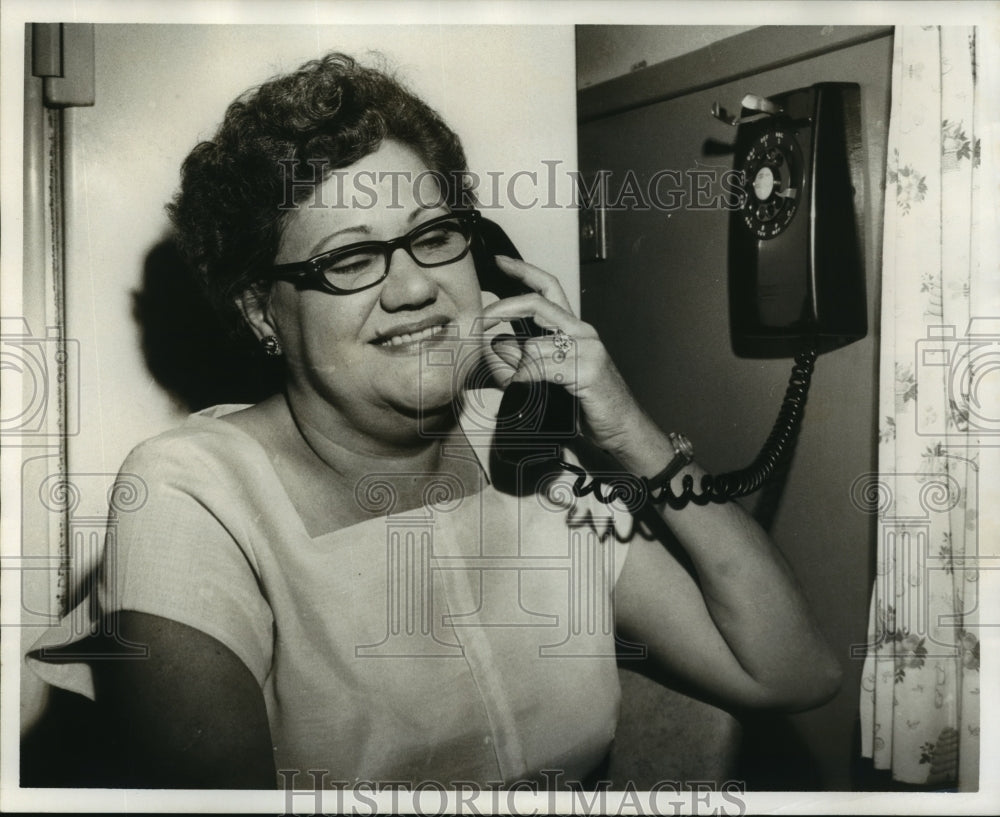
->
482, 82, 867, 507
720, 82, 866, 358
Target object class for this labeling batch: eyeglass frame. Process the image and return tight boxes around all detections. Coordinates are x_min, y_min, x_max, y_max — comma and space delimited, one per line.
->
268, 209, 482, 295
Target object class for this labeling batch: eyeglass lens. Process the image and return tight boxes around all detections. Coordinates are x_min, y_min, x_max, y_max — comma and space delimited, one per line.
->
318, 218, 470, 292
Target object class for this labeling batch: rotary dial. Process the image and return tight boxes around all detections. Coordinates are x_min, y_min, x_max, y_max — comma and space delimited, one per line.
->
739, 128, 802, 239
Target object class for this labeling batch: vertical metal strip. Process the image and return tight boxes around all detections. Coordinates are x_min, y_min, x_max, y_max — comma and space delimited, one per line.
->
25, 24, 72, 620
45, 104, 71, 617
61, 108, 88, 609
22, 26, 62, 622
27, 22, 96, 617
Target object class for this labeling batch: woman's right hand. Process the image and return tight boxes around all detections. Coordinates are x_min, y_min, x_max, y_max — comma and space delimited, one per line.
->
479, 255, 675, 475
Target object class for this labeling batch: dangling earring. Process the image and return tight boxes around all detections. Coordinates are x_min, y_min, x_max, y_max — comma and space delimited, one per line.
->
261, 335, 282, 357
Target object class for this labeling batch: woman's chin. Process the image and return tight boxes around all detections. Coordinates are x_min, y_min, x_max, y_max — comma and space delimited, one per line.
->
388, 382, 460, 425
411, 366, 464, 408
414, 400, 457, 429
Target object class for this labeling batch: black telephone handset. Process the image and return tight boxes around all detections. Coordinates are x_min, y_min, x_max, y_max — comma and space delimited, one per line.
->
472, 217, 578, 495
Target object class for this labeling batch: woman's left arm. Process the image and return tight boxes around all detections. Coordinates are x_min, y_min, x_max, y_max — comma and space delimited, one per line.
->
602, 411, 843, 712
481, 255, 842, 712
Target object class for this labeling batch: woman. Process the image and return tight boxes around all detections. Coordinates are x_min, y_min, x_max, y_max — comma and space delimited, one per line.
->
30, 52, 840, 789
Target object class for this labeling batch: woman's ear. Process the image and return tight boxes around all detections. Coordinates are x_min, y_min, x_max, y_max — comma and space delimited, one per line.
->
234, 287, 277, 342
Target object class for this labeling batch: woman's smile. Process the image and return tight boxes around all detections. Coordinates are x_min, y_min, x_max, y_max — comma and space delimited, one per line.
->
372, 315, 455, 351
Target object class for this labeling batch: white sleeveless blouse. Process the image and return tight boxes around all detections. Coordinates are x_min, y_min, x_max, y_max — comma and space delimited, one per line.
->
28, 395, 633, 787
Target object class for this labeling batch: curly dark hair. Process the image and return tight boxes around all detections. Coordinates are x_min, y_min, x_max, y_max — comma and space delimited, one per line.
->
168, 52, 471, 327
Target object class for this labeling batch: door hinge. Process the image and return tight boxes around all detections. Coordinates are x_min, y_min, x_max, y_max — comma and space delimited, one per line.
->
579, 201, 607, 262
32, 23, 95, 108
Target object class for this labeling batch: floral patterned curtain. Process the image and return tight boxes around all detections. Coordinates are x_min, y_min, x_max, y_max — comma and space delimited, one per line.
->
859, 26, 997, 791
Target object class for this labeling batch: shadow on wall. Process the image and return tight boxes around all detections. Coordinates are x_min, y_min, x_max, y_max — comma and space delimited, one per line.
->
132, 237, 283, 412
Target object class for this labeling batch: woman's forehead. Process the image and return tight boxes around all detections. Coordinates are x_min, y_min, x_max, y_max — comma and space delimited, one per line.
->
276, 141, 449, 259
295, 140, 441, 210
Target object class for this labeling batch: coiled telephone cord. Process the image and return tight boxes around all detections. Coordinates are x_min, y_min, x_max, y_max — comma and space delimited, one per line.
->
558, 349, 818, 510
